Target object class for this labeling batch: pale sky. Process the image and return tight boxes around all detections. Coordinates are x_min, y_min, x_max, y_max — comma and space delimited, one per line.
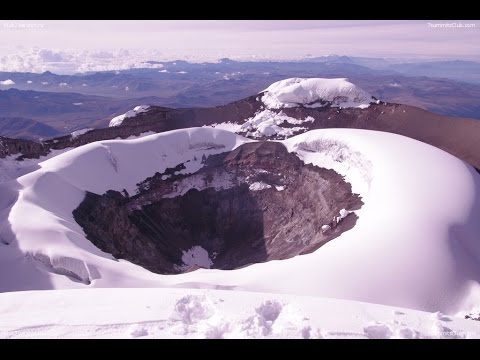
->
0, 20, 479, 73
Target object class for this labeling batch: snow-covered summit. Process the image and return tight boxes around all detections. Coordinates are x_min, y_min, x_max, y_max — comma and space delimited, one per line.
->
109, 105, 151, 127
261, 78, 373, 109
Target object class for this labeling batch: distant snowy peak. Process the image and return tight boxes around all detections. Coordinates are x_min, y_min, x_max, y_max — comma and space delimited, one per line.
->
109, 105, 151, 127
261, 78, 374, 110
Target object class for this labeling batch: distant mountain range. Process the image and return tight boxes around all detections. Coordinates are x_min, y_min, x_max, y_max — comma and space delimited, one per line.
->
2, 79, 480, 172
1, 57, 480, 139
304, 56, 480, 83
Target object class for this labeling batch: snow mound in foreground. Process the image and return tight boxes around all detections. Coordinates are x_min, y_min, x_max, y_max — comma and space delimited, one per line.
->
261, 78, 373, 109
1, 127, 480, 316
0, 288, 479, 339
109, 105, 150, 127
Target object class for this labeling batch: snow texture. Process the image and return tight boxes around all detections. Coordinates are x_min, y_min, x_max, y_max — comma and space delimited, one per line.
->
204, 122, 243, 133
0, 127, 479, 320
240, 109, 313, 138
0, 288, 478, 339
261, 78, 373, 109
0, 149, 72, 184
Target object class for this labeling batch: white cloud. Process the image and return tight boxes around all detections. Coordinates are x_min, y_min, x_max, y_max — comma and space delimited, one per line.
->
0, 21, 478, 75
27, 80, 33, 84
59, 82, 68, 87
38, 49, 66, 62
90, 51, 114, 59
0, 79, 15, 85
0, 20, 478, 76
0, 47, 307, 74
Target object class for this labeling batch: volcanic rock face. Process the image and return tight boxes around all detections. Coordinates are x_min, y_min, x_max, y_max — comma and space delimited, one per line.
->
73, 142, 363, 274
0, 136, 48, 159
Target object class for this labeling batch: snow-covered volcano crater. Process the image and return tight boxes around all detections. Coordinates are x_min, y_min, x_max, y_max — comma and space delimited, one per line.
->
1, 127, 480, 317
72, 140, 362, 274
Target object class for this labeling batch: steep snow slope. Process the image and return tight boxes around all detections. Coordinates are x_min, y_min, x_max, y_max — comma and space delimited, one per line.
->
0, 128, 248, 291
0, 149, 72, 184
261, 78, 373, 109
1, 127, 479, 316
1, 288, 479, 339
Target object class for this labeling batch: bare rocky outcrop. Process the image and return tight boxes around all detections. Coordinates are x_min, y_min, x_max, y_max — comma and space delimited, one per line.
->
0, 136, 48, 159
73, 141, 363, 274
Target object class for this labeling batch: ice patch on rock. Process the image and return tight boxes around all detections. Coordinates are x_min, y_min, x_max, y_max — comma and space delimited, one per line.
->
240, 109, 313, 138
71, 128, 93, 139
249, 181, 272, 191
109, 105, 150, 127
178, 246, 214, 270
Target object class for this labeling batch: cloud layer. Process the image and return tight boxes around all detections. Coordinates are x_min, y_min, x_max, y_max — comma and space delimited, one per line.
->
0, 48, 170, 74
0, 20, 479, 74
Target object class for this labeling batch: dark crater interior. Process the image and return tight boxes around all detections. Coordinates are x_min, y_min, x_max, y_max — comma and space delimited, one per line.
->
73, 141, 363, 274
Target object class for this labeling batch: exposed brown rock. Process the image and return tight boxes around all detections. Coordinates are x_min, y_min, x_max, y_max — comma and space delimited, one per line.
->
3, 95, 480, 171
0, 136, 48, 159
73, 141, 363, 274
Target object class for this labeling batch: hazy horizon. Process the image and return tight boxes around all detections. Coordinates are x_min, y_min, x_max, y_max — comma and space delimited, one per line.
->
1, 20, 479, 73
